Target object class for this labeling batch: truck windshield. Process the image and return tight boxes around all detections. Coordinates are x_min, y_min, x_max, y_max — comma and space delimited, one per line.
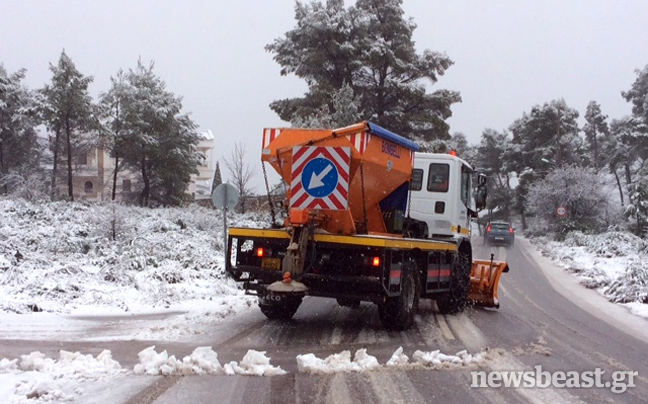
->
427, 163, 449, 193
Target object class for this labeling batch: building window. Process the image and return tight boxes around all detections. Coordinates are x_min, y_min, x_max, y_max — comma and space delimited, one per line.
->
78, 154, 88, 165
84, 181, 93, 194
122, 179, 131, 192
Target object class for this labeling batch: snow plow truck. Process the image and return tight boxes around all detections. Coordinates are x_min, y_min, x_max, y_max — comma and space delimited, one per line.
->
225, 121, 509, 330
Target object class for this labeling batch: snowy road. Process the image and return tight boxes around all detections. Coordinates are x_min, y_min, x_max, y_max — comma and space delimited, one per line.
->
1, 236, 647, 403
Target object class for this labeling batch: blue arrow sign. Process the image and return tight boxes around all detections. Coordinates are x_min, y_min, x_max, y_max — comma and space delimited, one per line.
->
302, 157, 339, 198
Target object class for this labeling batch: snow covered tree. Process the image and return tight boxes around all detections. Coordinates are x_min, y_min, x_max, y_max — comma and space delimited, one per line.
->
472, 129, 515, 220
266, 0, 460, 141
211, 161, 222, 194
114, 60, 202, 207
508, 99, 584, 227
603, 117, 640, 207
290, 82, 362, 128
0, 65, 42, 194
625, 164, 648, 237
98, 69, 131, 201
622, 64, 648, 127
224, 142, 254, 213
526, 166, 611, 239
582, 100, 609, 172
509, 99, 583, 174
40, 51, 98, 201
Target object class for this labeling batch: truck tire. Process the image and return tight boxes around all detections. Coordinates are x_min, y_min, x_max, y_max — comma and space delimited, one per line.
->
378, 262, 419, 331
258, 296, 303, 320
436, 249, 470, 314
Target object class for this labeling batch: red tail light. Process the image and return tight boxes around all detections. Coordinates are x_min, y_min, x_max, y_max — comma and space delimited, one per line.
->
486, 225, 492, 232
372, 257, 381, 267
256, 248, 264, 257
509, 227, 514, 234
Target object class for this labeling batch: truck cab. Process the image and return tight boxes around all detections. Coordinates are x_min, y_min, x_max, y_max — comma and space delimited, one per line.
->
407, 152, 486, 241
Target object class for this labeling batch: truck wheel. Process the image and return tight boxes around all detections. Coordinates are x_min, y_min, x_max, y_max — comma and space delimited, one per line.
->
378, 263, 419, 331
258, 296, 303, 320
436, 250, 470, 314
336, 298, 361, 308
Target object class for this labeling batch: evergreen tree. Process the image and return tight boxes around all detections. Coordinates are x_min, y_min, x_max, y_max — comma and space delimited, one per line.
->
116, 60, 202, 207
582, 100, 609, 172
40, 51, 97, 200
473, 129, 515, 219
509, 99, 583, 175
211, 161, 222, 194
622, 64, 648, 127
99, 69, 131, 200
604, 117, 638, 207
626, 164, 648, 237
290, 83, 362, 128
266, 0, 460, 141
0, 65, 41, 193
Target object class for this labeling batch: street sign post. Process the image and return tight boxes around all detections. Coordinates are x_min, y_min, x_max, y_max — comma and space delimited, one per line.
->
212, 183, 240, 243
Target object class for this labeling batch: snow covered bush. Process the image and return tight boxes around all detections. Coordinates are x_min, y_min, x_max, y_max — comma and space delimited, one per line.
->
526, 166, 619, 239
605, 257, 648, 303
537, 231, 648, 305
0, 198, 267, 313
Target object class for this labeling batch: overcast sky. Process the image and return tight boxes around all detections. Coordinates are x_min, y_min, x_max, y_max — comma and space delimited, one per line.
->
2, 1, 648, 192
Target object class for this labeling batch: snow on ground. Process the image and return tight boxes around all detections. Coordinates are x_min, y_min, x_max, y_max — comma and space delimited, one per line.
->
1, 198, 647, 402
532, 231, 648, 316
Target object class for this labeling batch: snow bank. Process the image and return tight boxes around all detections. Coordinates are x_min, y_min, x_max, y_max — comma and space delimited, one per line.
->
535, 231, 648, 306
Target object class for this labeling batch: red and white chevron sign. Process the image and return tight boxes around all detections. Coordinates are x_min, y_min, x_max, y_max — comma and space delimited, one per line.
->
347, 131, 371, 154
262, 128, 281, 152
290, 146, 351, 210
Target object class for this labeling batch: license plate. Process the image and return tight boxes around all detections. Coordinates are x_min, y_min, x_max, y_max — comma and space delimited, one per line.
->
261, 258, 282, 271
495, 237, 504, 240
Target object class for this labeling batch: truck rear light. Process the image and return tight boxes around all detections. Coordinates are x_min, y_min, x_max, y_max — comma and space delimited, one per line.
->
509, 227, 514, 234
486, 225, 491, 232
256, 248, 264, 257
372, 257, 381, 267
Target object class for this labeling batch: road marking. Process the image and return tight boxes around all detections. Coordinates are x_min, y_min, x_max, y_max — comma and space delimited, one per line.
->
434, 312, 456, 340
445, 313, 489, 352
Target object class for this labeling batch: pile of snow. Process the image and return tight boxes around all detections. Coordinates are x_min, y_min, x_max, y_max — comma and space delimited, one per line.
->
0, 350, 124, 402
0, 199, 267, 315
133, 346, 286, 376
0, 345, 490, 402
297, 346, 486, 374
535, 231, 648, 305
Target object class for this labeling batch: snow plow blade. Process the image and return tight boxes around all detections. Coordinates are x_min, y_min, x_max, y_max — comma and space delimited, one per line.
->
469, 256, 509, 308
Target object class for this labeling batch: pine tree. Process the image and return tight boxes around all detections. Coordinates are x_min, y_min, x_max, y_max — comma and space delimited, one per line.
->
116, 60, 202, 207
211, 161, 222, 194
626, 164, 648, 237
40, 51, 97, 200
99, 69, 131, 200
509, 99, 583, 175
0, 65, 41, 193
582, 100, 609, 172
266, 0, 459, 141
